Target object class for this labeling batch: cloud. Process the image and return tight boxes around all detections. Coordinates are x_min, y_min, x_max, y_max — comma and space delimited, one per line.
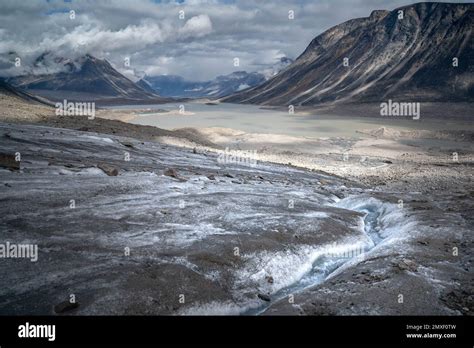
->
180, 15, 213, 38
0, 0, 471, 80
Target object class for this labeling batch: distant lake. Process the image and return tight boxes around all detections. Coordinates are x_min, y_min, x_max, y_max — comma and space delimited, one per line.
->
110, 102, 467, 138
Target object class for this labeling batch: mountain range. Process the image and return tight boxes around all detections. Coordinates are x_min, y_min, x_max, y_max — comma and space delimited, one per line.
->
4, 2, 473, 106
8, 54, 164, 103
138, 57, 293, 98
223, 2, 473, 106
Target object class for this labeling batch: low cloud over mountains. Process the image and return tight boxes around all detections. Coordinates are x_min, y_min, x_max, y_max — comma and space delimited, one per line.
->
1, 0, 471, 82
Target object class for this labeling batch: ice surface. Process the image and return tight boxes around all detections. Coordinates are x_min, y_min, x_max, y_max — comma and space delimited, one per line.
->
0, 123, 418, 315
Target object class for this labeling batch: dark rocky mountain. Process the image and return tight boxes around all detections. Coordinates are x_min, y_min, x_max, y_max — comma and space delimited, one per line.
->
8, 54, 161, 101
135, 78, 157, 94
140, 56, 293, 98
223, 2, 473, 106
0, 78, 53, 105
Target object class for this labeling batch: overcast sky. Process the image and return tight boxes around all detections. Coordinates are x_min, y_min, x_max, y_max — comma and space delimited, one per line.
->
0, 0, 470, 81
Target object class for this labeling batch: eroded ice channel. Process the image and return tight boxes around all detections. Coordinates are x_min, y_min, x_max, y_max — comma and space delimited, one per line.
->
184, 195, 416, 315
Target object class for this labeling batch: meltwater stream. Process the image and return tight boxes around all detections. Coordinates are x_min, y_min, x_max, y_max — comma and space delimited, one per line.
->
245, 195, 408, 315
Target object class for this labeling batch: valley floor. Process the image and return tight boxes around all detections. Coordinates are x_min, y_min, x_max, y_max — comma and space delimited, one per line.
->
0, 96, 472, 315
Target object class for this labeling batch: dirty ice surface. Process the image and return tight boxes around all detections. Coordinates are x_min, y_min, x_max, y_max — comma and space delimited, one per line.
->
0, 123, 413, 315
